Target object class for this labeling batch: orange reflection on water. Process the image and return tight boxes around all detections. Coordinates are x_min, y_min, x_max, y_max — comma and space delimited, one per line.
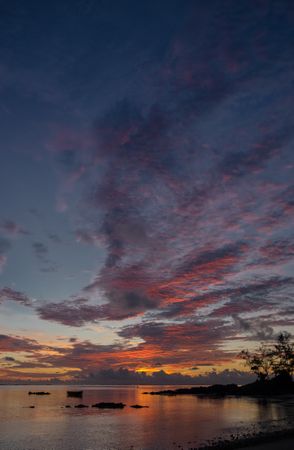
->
0, 385, 292, 450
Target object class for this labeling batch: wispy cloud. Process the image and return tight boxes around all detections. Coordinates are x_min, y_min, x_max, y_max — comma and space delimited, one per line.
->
0, 0, 293, 381
0, 237, 11, 274
0, 287, 32, 306
0, 220, 29, 237
0, 255, 7, 273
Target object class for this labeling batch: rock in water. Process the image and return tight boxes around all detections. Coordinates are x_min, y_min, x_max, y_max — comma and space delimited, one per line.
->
130, 404, 149, 408
92, 402, 125, 409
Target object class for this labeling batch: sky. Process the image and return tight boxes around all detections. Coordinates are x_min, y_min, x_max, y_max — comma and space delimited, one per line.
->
0, 0, 293, 384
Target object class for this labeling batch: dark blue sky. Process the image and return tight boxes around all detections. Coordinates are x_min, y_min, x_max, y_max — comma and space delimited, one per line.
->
0, 0, 293, 383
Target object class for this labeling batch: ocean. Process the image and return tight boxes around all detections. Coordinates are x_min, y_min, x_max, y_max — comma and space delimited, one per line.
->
0, 385, 293, 449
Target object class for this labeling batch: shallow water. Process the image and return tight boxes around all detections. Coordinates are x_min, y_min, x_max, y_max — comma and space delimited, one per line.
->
0, 385, 293, 450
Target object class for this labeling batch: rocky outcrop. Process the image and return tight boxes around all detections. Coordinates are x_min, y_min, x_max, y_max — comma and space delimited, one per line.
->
91, 402, 125, 409
28, 391, 50, 395
130, 404, 149, 408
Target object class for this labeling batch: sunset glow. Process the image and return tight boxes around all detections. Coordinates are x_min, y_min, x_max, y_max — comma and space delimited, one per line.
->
0, 0, 293, 387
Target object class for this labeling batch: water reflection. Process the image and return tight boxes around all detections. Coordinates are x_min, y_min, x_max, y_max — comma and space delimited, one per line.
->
0, 385, 293, 450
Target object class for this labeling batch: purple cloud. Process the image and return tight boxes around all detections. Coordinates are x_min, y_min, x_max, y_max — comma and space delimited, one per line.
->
0, 220, 29, 237
0, 287, 32, 306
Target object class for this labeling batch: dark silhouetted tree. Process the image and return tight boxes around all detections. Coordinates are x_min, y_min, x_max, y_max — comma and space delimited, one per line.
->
240, 346, 273, 381
239, 332, 293, 382
271, 332, 294, 381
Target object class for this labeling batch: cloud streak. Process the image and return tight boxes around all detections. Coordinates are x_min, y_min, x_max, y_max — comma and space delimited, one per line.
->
0, 0, 293, 381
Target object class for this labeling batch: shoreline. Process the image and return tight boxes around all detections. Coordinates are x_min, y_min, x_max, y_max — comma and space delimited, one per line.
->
146, 380, 294, 398
193, 427, 294, 450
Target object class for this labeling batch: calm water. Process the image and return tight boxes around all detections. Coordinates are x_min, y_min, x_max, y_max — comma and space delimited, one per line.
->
0, 385, 293, 450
